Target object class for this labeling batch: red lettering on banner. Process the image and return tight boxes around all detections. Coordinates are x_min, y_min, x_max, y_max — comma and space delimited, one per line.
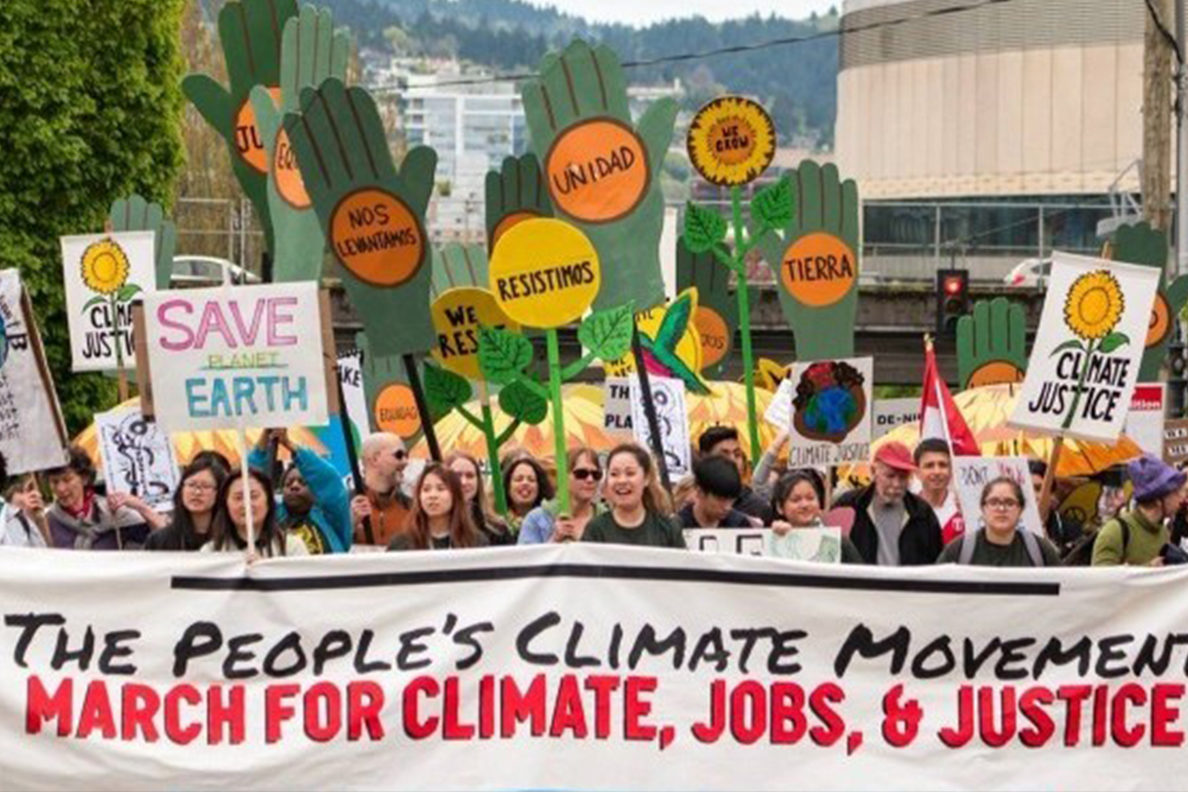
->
501, 674, 547, 738
403, 676, 439, 739
122, 684, 160, 742
164, 685, 203, 745
26, 676, 72, 736
1152, 684, 1185, 746
265, 683, 300, 743
808, 683, 845, 746
624, 676, 658, 742
303, 682, 342, 742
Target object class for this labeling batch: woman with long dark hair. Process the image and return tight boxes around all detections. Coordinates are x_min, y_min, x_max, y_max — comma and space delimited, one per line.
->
388, 464, 488, 551
770, 469, 862, 563
502, 455, 554, 534
201, 466, 306, 557
445, 451, 511, 545
144, 457, 228, 551
582, 443, 683, 548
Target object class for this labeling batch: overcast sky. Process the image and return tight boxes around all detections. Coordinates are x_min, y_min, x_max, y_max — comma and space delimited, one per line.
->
521, 0, 840, 26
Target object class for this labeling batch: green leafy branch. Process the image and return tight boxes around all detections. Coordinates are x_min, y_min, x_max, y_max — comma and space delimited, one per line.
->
683, 179, 793, 272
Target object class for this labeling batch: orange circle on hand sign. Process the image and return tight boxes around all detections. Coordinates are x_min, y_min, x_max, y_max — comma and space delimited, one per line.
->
234, 87, 280, 174
273, 127, 310, 208
329, 188, 426, 287
780, 231, 857, 308
490, 210, 539, 250
1147, 292, 1171, 348
374, 383, 420, 438
431, 287, 521, 379
693, 306, 731, 368
545, 119, 649, 224
488, 218, 601, 328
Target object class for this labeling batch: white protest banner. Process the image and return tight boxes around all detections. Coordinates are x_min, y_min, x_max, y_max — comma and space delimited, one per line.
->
60, 231, 156, 372
763, 377, 794, 430
0, 271, 69, 474
1124, 383, 1165, 458
630, 374, 691, 477
603, 376, 633, 438
1009, 252, 1159, 442
873, 398, 920, 439
4, 545, 1188, 790
142, 282, 329, 431
95, 407, 180, 512
685, 527, 842, 562
952, 456, 1044, 536
786, 357, 873, 467
337, 350, 369, 452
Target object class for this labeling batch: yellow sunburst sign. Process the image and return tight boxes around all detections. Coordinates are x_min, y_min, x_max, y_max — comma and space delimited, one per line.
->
686, 96, 776, 187
1064, 270, 1124, 341
80, 239, 131, 296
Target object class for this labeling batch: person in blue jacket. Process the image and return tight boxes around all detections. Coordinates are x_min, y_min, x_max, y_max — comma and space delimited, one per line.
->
248, 429, 352, 554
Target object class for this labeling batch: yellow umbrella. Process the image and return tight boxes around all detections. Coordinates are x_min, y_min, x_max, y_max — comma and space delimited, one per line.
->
73, 398, 328, 471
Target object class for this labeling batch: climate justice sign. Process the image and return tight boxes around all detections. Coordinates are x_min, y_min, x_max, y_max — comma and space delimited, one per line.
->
141, 282, 329, 431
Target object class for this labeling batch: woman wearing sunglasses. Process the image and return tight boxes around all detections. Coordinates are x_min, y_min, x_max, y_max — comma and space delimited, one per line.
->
937, 476, 1060, 567
519, 447, 606, 544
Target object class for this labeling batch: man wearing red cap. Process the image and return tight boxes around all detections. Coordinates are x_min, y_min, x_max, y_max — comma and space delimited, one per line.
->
833, 441, 944, 565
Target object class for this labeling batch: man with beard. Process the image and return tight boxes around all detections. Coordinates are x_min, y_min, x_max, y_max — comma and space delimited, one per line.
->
249, 429, 352, 554
351, 432, 414, 546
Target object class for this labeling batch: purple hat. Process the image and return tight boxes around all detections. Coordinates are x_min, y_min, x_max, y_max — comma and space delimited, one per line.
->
1128, 455, 1187, 502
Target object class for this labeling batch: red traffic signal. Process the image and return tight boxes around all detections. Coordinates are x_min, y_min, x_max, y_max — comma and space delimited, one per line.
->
936, 268, 970, 337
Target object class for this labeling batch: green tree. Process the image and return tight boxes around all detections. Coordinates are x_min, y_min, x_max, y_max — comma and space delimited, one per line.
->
0, 0, 185, 433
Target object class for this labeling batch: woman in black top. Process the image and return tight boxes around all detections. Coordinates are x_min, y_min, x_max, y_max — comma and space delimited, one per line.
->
388, 464, 488, 551
144, 457, 228, 551
446, 450, 511, 545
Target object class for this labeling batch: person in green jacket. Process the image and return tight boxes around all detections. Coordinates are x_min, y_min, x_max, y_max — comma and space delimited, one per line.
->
1092, 455, 1186, 567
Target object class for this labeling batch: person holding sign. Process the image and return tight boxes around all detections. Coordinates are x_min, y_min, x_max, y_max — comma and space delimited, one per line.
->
45, 447, 163, 550
770, 469, 863, 564
202, 467, 305, 558
143, 457, 228, 552
678, 456, 752, 529
583, 444, 684, 549
1092, 455, 1186, 567
938, 477, 1061, 567
387, 464, 487, 551
248, 429, 352, 555
519, 447, 606, 544
913, 439, 965, 544
834, 442, 943, 566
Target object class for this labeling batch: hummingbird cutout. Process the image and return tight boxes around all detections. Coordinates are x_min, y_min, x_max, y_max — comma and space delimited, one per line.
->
637, 289, 712, 394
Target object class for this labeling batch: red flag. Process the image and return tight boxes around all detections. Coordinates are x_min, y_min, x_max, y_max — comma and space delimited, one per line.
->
919, 338, 980, 456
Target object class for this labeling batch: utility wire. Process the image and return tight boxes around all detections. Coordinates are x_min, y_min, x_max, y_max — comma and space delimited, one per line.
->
1143, 0, 1184, 66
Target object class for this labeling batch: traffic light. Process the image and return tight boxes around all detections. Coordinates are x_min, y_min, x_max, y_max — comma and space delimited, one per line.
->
936, 269, 970, 337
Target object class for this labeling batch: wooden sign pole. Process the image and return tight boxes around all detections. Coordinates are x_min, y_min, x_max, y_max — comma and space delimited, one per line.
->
1037, 435, 1064, 523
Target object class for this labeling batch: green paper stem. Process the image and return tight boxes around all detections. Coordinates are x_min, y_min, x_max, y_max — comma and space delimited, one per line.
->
1061, 341, 1096, 432
561, 350, 599, 382
456, 403, 485, 430
479, 396, 509, 517
495, 418, 523, 448
546, 328, 570, 515
731, 186, 761, 467
710, 244, 739, 273
509, 370, 550, 401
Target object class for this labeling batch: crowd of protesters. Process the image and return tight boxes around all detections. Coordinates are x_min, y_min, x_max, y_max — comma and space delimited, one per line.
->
1, 421, 1186, 571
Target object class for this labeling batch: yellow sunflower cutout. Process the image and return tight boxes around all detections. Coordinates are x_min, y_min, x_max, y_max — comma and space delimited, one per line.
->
81, 239, 130, 296
686, 96, 776, 187
1063, 270, 1124, 341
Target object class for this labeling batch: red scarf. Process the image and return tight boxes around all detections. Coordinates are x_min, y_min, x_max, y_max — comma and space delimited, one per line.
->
62, 490, 96, 522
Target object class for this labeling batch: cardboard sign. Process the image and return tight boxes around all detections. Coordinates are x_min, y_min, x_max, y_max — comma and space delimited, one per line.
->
142, 282, 330, 431
60, 231, 156, 372
329, 189, 427, 287
1164, 418, 1188, 466
95, 407, 179, 512
1124, 383, 1165, 458
686, 96, 776, 187
489, 219, 600, 328
780, 231, 857, 308
545, 119, 649, 223
603, 377, 633, 438
337, 351, 369, 451
1009, 252, 1159, 442
630, 374, 691, 477
0, 270, 68, 474
873, 398, 921, 439
786, 357, 874, 467
684, 527, 842, 562
952, 456, 1044, 537
431, 287, 519, 379
763, 377, 795, 430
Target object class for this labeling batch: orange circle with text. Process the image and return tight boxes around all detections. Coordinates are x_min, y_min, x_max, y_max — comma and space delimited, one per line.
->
545, 119, 649, 224
234, 86, 280, 173
329, 188, 425, 286
1147, 293, 1171, 348
693, 306, 731, 368
490, 210, 539, 250
706, 117, 758, 167
374, 383, 420, 438
273, 127, 310, 208
780, 231, 858, 308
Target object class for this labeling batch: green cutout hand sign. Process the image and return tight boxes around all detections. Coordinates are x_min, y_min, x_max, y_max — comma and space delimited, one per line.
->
675, 235, 743, 379
356, 331, 420, 440
182, 0, 298, 257
284, 78, 438, 358
956, 297, 1028, 390
1108, 222, 1188, 381
430, 242, 488, 298
484, 154, 552, 254
250, 6, 350, 283
520, 40, 677, 313
754, 160, 860, 361
108, 195, 176, 290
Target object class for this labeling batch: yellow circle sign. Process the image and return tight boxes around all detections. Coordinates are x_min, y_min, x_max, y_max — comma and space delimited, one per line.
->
234, 87, 280, 174
686, 96, 776, 187
780, 231, 857, 308
431, 287, 521, 379
488, 218, 600, 328
374, 383, 420, 438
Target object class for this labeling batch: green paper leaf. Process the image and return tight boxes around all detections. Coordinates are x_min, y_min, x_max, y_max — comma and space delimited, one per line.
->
117, 283, 142, 302
477, 326, 534, 384
578, 303, 635, 362
1098, 332, 1130, 355
499, 380, 548, 425
752, 179, 794, 228
683, 202, 727, 254
83, 295, 107, 310
1049, 339, 1084, 357
423, 362, 472, 418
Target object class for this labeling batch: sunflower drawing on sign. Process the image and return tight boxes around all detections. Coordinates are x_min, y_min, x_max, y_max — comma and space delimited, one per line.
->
793, 361, 866, 442
686, 96, 776, 187
1052, 270, 1128, 430
81, 239, 140, 309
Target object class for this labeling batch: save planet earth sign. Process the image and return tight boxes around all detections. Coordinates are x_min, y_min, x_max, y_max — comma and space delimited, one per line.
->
142, 282, 330, 432
785, 357, 874, 467
1009, 252, 1160, 443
